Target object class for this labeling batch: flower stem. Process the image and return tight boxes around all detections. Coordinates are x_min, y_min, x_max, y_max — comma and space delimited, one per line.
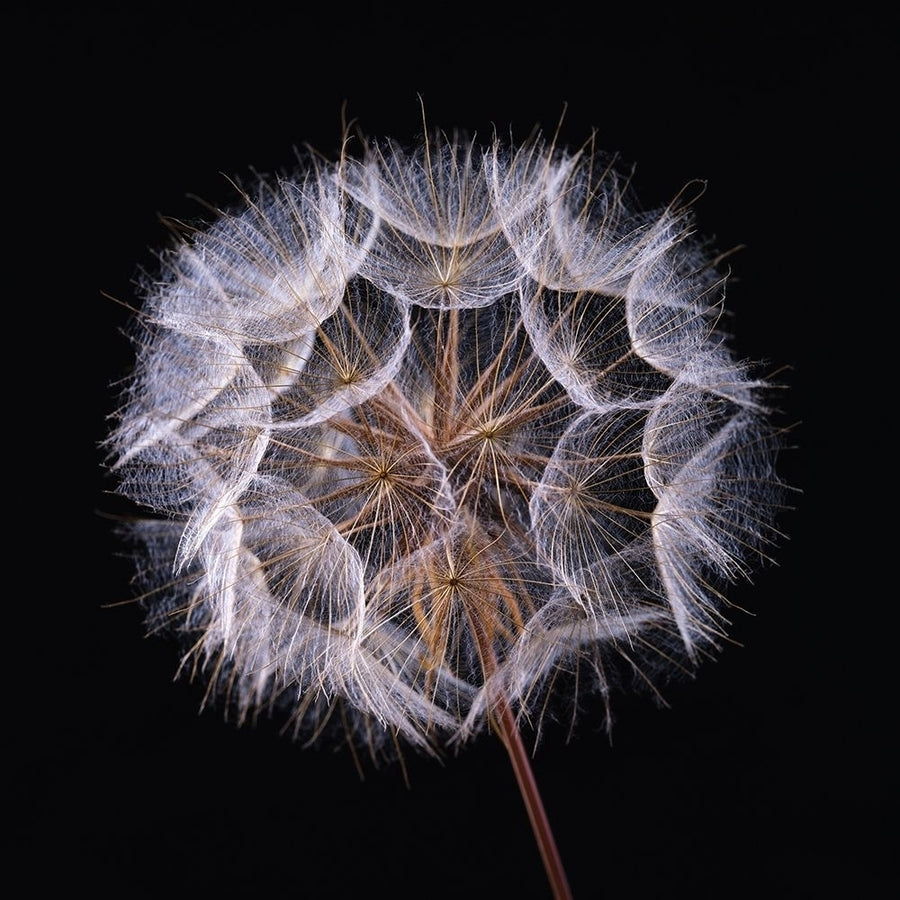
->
468, 600, 573, 898
492, 695, 574, 900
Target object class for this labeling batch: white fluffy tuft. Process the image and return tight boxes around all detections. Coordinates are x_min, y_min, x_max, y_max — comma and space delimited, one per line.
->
106, 121, 787, 758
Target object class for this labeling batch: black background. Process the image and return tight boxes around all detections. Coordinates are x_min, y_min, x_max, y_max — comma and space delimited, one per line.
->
14, 5, 892, 898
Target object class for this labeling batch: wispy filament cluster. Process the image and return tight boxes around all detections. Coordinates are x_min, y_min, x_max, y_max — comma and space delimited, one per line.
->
108, 126, 783, 755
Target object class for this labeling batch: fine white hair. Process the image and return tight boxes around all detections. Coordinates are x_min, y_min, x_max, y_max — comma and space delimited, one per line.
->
106, 119, 786, 758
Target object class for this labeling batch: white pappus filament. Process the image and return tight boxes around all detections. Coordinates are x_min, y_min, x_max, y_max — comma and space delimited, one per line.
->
106, 121, 786, 758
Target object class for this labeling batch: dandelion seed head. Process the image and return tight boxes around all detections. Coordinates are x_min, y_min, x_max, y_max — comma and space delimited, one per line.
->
106, 119, 787, 759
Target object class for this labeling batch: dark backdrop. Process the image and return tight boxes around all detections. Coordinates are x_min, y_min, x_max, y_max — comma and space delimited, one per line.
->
13, 6, 890, 898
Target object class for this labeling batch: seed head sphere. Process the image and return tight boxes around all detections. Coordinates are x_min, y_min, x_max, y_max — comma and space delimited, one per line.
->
107, 124, 786, 758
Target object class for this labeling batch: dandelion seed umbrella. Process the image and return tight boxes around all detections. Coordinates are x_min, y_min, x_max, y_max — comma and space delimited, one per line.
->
105, 119, 785, 899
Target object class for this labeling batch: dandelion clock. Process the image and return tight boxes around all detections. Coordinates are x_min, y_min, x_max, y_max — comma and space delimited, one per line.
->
105, 115, 788, 899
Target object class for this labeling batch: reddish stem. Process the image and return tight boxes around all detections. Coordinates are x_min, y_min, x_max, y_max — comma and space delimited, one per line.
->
462, 560, 573, 898
493, 695, 574, 900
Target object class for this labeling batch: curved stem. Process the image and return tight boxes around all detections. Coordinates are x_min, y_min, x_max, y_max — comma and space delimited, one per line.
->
492, 695, 574, 900
462, 566, 573, 899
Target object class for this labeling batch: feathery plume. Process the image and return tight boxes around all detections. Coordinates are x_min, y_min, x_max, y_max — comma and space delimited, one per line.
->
105, 115, 788, 899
